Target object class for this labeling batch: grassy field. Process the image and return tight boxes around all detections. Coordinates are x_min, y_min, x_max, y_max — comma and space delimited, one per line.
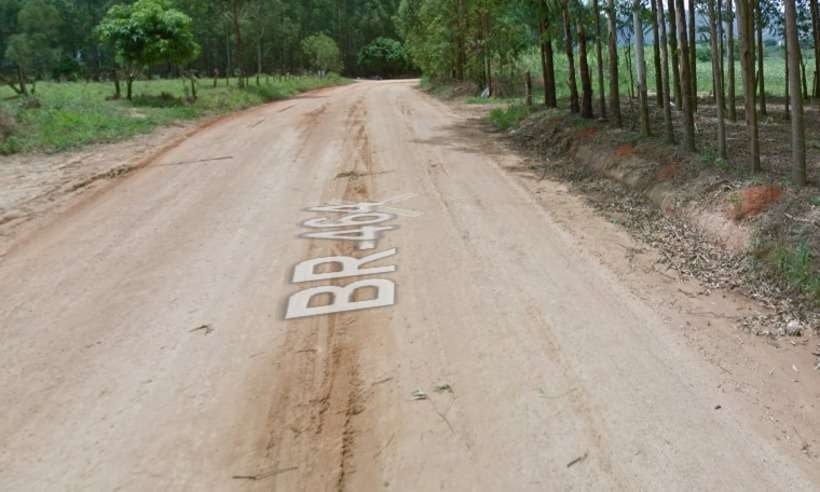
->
0, 75, 347, 155
513, 43, 814, 103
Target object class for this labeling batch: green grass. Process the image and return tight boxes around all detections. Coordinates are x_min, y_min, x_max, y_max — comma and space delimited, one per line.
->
0, 74, 348, 155
771, 241, 820, 306
488, 104, 532, 130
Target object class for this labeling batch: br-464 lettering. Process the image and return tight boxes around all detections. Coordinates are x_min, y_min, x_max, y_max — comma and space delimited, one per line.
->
285, 202, 401, 319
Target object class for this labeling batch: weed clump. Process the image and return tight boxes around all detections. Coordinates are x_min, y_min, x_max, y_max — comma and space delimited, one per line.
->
488, 104, 531, 130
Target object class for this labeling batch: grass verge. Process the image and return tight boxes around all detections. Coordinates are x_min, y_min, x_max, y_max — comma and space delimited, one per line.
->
0, 75, 348, 155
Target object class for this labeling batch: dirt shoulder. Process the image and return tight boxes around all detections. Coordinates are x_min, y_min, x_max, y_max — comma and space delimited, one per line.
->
0, 85, 345, 260
465, 103, 819, 337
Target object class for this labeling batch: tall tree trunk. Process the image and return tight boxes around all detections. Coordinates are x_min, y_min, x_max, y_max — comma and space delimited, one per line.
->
539, 12, 557, 107
676, 0, 697, 150
126, 76, 133, 101
526, 72, 534, 106
727, 1, 737, 120
455, 0, 466, 81
785, 0, 806, 185
579, 20, 594, 118
737, 0, 761, 171
625, 42, 635, 99
189, 72, 198, 101
668, 0, 683, 107
717, 0, 726, 110
688, 0, 698, 110
226, 33, 232, 86
113, 69, 121, 100
563, 0, 580, 113
810, 0, 820, 99
257, 39, 262, 86
593, 0, 608, 117
15, 65, 28, 96
232, 1, 245, 88
658, 0, 675, 141
756, 1, 766, 115
708, 0, 728, 158
608, 0, 623, 125
785, 41, 791, 120
651, 0, 664, 105
634, 0, 651, 134
801, 55, 808, 99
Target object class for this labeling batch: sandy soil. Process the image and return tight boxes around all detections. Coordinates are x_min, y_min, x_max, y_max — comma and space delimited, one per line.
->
0, 80, 817, 491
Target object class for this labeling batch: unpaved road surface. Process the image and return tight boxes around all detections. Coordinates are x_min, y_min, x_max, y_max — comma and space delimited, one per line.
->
1, 80, 818, 491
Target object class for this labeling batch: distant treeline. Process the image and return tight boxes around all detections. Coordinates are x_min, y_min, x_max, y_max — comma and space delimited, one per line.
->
0, 0, 417, 83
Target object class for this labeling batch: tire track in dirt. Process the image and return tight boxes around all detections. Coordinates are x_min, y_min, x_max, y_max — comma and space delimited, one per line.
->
251, 95, 387, 491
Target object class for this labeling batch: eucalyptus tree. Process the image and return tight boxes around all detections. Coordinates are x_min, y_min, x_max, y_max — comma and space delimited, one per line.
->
633, 0, 651, 134
657, 0, 675, 141
707, 0, 727, 158
785, 0, 807, 184
562, 0, 581, 112
592, 0, 607, 116
608, 0, 623, 125
736, 0, 761, 171
668, 0, 683, 107
649, 0, 663, 105
725, 0, 737, 120
676, 0, 696, 150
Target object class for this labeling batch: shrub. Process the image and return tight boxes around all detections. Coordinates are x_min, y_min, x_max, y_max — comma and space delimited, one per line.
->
488, 104, 531, 130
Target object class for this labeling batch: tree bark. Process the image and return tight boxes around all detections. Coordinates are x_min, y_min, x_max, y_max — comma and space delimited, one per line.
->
810, 0, 820, 99
727, 1, 737, 120
717, 0, 726, 111
676, 0, 696, 150
539, 11, 557, 107
113, 69, 121, 100
650, 0, 664, 105
708, 0, 727, 158
737, 0, 761, 171
526, 72, 534, 106
668, 0, 683, 107
608, 0, 623, 125
785, 41, 791, 120
257, 39, 262, 86
579, 19, 594, 118
785, 0, 806, 185
634, 0, 651, 134
625, 42, 635, 99
593, 0, 608, 117
756, 1, 766, 115
455, 0, 466, 81
658, 0, 675, 141
563, 0, 580, 113
232, 0, 245, 88
688, 0, 698, 111
15, 65, 28, 96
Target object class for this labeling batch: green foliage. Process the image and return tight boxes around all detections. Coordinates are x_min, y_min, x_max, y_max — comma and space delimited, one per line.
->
301, 33, 343, 74
0, 74, 347, 155
97, 0, 201, 75
488, 104, 531, 130
357, 37, 410, 77
397, 0, 530, 83
4, 0, 62, 78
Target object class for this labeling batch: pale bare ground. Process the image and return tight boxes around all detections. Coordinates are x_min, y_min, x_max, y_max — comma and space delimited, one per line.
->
0, 80, 817, 491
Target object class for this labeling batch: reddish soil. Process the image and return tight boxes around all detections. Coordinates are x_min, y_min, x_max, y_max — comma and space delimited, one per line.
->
728, 185, 784, 221
615, 143, 637, 157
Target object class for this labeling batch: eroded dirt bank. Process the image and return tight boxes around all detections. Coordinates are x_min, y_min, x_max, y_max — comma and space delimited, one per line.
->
0, 81, 817, 490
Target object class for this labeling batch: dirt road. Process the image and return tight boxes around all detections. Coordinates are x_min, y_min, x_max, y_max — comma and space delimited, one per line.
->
1, 80, 818, 491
